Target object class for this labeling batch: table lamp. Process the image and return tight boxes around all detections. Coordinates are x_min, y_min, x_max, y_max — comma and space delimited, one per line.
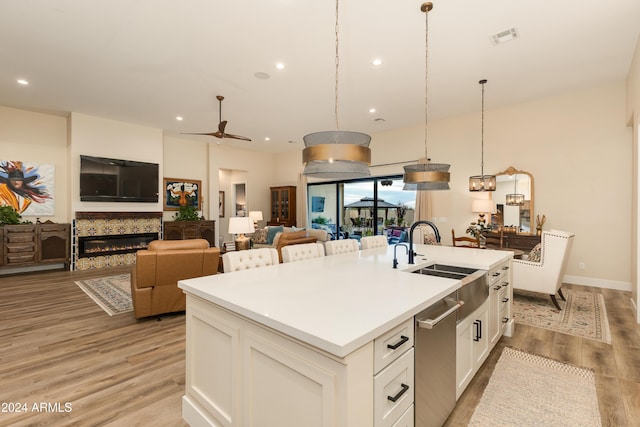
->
228, 217, 255, 250
471, 199, 494, 227
248, 211, 263, 229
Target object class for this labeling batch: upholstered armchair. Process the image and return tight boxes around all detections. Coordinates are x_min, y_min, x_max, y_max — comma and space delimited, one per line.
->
512, 230, 575, 310
131, 239, 220, 319
360, 235, 388, 249
222, 248, 279, 273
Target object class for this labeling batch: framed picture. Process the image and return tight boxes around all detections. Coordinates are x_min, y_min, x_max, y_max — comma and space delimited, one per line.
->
219, 191, 225, 218
163, 178, 202, 211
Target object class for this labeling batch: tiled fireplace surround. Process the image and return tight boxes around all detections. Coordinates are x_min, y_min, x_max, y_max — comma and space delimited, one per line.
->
73, 212, 162, 270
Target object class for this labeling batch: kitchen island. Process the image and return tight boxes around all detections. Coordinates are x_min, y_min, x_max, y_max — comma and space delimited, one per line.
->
179, 244, 512, 427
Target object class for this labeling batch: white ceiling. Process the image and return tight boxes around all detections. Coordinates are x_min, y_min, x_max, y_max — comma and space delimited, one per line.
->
1, 0, 639, 153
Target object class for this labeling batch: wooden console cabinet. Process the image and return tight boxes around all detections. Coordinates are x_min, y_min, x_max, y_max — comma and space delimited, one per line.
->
1, 223, 71, 270
267, 186, 296, 227
163, 220, 216, 247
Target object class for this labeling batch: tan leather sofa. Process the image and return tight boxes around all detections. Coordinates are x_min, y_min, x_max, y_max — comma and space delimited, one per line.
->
131, 239, 220, 319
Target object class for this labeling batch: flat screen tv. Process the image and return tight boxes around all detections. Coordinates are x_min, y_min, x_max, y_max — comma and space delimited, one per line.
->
80, 155, 159, 203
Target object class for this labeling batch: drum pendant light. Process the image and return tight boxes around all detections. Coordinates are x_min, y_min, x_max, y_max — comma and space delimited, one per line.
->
302, 0, 371, 179
403, 2, 450, 191
469, 79, 496, 191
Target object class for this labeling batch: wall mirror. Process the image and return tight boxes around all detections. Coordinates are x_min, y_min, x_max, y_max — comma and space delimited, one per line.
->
492, 166, 534, 234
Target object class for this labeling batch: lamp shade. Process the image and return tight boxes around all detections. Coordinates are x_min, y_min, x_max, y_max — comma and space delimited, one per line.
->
248, 211, 263, 222
471, 199, 494, 213
228, 217, 255, 235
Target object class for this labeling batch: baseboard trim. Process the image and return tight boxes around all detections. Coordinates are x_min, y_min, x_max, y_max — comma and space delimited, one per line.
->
564, 274, 631, 292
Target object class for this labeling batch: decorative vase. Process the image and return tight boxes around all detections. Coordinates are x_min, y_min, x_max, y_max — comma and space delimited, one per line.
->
479, 234, 486, 247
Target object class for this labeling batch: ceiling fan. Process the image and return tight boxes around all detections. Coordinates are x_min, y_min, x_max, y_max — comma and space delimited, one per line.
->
183, 95, 251, 141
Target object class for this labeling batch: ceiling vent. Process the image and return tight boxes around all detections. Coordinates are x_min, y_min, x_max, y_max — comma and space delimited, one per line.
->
490, 27, 519, 45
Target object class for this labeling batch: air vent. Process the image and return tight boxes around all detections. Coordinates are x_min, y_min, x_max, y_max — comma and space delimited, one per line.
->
374, 117, 386, 122
490, 27, 519, 45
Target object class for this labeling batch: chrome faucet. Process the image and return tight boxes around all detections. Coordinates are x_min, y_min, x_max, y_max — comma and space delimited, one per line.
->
393, 243, 409, 269
408, 220, 441, 264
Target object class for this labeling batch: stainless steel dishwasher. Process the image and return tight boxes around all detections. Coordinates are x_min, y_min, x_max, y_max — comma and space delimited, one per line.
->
413, 264, 488, 427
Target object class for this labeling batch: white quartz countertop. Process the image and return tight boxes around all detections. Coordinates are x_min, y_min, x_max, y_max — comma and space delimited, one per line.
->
179, 244, 511, 358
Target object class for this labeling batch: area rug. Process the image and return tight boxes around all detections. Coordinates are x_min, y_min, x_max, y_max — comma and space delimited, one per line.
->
75, 274, 132, 316
469, 347, 602, 426
512, 288, 611, 344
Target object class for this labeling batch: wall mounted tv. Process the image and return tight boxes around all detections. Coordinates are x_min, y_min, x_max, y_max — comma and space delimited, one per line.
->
80, 155, 159, 203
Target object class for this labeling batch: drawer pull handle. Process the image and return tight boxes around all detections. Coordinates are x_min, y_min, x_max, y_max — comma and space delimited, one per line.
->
493, 285, 502, 291
502, 298, 510, 303
387, 335, 409, 350
502, 266, 509, 270
492, 272, 501, 277
502, 317, 510, 323
502, 282, 509, 288
387, 383, 410, 403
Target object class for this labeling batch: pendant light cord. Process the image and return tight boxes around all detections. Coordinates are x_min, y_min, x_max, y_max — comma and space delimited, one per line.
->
480, 80, 485, 176
423, 5, 429, 161
334, 0, 340, 133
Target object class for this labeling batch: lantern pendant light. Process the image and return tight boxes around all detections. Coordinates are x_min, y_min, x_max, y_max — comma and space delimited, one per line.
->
469, 79, 496, 192
506, 174, 525, 206
403, 2, 450, 191
302, 0, 371, 179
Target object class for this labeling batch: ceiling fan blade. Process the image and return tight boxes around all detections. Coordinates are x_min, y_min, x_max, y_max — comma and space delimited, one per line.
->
224, 133, 252, 142
181, 132, 222, 138
218, 120, 228, 134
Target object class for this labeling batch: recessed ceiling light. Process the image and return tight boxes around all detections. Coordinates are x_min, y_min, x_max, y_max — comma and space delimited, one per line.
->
176, 116, 183, 121
17, 79, 29, 85
275, 63, 285, 70
265, 137, 270, 141
369, 108, 376, 113
372, 59, 382, 66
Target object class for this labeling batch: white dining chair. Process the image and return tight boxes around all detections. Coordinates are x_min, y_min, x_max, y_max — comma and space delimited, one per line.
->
281, 243, 325, 263
324, 239, 360, 256
360, 235, 388, 250
222, 248, 279, 273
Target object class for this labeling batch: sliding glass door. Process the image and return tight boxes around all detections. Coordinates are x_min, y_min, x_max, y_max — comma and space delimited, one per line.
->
307, 176, 415, 240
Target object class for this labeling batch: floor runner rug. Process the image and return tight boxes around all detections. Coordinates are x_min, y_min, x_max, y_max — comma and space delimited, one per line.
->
469, 347, 601, 426
75, 274, 132, 316
512, 288, 611, 344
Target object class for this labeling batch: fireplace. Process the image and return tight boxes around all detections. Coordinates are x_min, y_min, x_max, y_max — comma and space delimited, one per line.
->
73, 212, 162, 270
78, 233, 158, 258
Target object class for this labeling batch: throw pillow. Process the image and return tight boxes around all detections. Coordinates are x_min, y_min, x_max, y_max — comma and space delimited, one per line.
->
528, 243, 542, 262
253, 227, 268, 244
266, 225, 284, 245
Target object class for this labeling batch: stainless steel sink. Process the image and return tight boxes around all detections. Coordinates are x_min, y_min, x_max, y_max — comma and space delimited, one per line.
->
410, 263, 488, 323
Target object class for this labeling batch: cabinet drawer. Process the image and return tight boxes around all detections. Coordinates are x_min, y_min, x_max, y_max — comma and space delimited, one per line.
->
374, 318, 414, 373
488, 263, 510, 286
6, 253, 35, 263
374, 348, 414, 427
6, 242, 35, 253
7, 234, 36, 243
391, 404, 414, 427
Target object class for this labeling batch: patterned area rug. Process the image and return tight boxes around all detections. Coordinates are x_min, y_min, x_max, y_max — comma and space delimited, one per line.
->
469, 347, 602, 426
512, 288, 611, 344
75, 274, 132, 316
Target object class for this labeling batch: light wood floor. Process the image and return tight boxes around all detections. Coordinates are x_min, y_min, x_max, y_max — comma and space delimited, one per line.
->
1, 269, 639, 426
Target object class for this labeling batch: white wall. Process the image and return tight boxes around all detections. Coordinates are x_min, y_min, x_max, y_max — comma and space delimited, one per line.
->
276, 82, 632, 290
69, 113, 164, 213
163, 134, 210, 222
0, 106, 69, 223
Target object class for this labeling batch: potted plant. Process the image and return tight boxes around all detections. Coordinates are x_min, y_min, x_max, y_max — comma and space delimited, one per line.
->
0, 205, 23, 225
173, 205, 201, 221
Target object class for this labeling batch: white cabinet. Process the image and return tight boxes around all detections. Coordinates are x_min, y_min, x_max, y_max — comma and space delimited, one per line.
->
183, 294, 415, 427
455, 299, 489, 399
456, 257, 512, 399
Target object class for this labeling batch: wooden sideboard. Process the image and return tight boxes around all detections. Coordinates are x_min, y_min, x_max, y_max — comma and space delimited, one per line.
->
1, 223, 71, 271
497, 233, 540, 252
163, 220, 216, 247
